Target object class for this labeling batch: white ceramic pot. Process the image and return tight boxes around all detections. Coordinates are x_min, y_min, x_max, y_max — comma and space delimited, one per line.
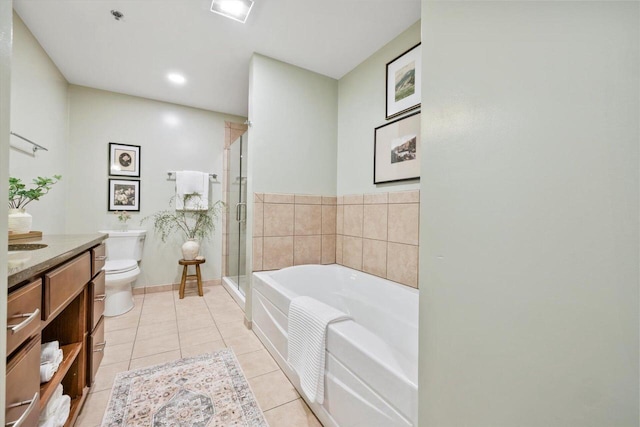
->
8, 209, 32, 234
181, 239, 200, 260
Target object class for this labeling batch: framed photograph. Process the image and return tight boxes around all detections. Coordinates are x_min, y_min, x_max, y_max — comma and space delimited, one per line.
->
374, 111, 421, 184
108, 179, 140, 211
109, 143, 141, 177
386, 43, 421, 120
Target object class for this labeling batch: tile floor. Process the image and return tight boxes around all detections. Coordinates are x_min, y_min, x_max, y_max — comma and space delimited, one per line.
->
76, 284, 322, 427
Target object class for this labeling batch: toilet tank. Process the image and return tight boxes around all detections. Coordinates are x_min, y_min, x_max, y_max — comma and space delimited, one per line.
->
99, 230, 146, 261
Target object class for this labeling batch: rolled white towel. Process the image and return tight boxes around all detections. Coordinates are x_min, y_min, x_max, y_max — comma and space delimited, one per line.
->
40, 385, 63, 419
54, 395, 71, 427
41, 341, 59, 363
53, 349, 63, 367
40, 362, 57, 384
38, 417, 56, 427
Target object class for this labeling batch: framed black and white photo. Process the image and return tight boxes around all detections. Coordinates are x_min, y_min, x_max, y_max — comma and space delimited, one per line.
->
108, 179, 140, 211
386, 43, 421, 120
374, 111, 421, 184
109, 143, 141, 177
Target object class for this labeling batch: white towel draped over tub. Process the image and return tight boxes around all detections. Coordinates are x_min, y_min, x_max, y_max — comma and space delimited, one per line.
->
175, 171, 209, 210
287, 296, 351, 404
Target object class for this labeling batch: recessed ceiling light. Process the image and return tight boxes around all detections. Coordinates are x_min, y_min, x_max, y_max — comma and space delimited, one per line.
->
210, 0, 254, 24
167, 73, 186, 85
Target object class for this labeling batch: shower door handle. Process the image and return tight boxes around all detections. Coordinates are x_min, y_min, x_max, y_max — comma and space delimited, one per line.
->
236, 203, 247, 223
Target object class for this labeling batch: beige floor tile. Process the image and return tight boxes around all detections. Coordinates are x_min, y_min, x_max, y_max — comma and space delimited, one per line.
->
212, 307, 245, 324
224, 333, 264, 355
104, 327, 137, 346
90, 361, 129, 393
217, 320, 253, 339
248, 370, 299, 411
104, 314, 140, 332
264, 398, 322, 427
101, 342, 134, 366
135, 320, 178, 341
176, 309, 213, 321
177, 315, 216, 332
138, 310, 176, 326
75, 389, 111, 426
128, 350, 182, 370
131, 333, 180, 359
179, 326, 223, 347
237, 349, 279, 378
180, 340, 227, 358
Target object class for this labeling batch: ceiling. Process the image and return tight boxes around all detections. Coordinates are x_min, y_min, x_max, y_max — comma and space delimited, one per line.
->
14, 0, 420, 117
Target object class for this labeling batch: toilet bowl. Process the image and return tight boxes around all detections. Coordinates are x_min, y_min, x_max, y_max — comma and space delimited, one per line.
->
104, 259, 140, 316
99, 230, 146, 317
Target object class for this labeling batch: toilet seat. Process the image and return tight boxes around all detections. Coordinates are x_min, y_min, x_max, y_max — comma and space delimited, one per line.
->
105, 259, 137, 275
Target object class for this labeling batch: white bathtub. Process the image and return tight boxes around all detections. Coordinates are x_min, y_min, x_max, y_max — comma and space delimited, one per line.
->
252, 264, 418, 427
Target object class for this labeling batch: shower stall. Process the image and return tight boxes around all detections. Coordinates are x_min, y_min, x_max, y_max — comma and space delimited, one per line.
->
222, 131, 248, 305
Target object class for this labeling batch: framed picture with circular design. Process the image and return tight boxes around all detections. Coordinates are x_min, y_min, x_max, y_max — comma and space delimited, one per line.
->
109, 142, 141, 177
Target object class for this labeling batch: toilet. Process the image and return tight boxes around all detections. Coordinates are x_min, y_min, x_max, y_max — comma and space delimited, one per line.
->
99, 229, 146, 316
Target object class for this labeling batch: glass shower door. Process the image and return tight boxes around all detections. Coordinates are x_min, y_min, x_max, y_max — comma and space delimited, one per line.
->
226, 132, 248, 297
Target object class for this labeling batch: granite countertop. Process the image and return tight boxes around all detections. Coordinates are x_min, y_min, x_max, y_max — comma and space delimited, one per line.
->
8, 233, 107, 289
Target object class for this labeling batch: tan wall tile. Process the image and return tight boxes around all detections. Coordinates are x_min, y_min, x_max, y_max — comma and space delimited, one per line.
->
343, 194, 364, 205
264, 193, 295, 204
294, 236, 322, 265
294, 205, 322, 235
336, 235, 343, 264
342, 236, 363, 270
253, 238, 263, 271
388, 203, 420, 245
362, 239, 387, 278
363, 204, 388, 241
322, 196, 337, 205
336, 205, 344, 235
343, 204, 363, 237
264, 203, 294, 236
321, 205, 337, 235
254, 193, 264, 202
322, 235, 336, 264
363, 192, 388, 204
388, 190, 420, 204
295, 194, 322, 205
253, 202, 264, 237
263, 237, 294, 270
337, 196, 344, 205
386, 242, 419, 288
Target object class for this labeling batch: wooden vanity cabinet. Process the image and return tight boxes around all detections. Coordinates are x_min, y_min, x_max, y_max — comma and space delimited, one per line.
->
5, 239, 106, 427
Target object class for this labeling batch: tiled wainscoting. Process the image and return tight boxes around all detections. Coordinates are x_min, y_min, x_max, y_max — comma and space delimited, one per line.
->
253, 193, 337, 271
337, 190, 420, 288
252, 190, 420, 288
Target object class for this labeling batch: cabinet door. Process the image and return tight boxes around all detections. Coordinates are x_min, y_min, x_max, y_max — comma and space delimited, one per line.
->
91, 243, 106, 278
89, 316, 105, 385
89, 271, 106, 332
6, 335, 40, 427
7, 279, 42, 356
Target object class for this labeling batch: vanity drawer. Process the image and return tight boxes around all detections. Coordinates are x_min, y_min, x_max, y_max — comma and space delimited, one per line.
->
44, 252, 91, 321
89, 316, 105, 385
91, 243, 106, 278
7, 279, 42, 356
89, 270, 106, 331
6, 335, 41, 427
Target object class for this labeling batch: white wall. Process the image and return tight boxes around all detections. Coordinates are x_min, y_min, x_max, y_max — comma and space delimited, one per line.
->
419, 2, 639, 426
337, 21, 420, 196
0, 0, 12, 422
10, 13, 68, 233
248, 54, 338, 196
66, 85, 245, 288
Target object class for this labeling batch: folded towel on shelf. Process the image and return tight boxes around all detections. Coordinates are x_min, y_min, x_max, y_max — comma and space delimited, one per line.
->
38, 418, 56, 427
40, 361, 57, 384
53, 348, 63, 367
41, 341, 59, 363
176, 171, 209, 210
287, 296, 351, 404
54, 395, 71, 427
39, 385, 63, 424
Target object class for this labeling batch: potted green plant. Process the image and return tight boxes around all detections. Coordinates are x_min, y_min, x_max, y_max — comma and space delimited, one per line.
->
8, 175, 61, 234
142, 194, 224, 260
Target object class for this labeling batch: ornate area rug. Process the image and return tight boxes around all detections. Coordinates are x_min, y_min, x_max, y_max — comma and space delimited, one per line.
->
101, 350, 269, 427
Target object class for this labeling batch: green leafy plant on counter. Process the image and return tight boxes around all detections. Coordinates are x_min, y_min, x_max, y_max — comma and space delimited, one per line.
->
9, 175, 62, 209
